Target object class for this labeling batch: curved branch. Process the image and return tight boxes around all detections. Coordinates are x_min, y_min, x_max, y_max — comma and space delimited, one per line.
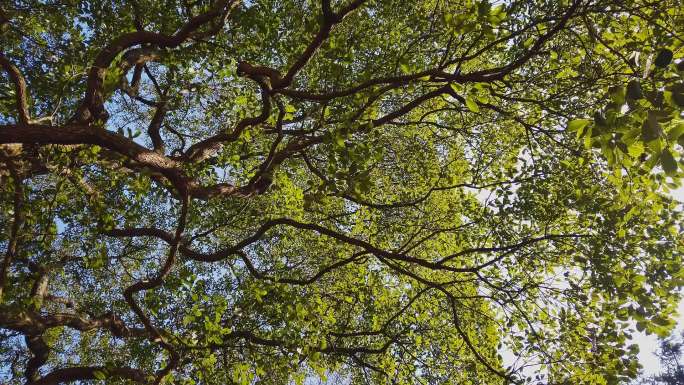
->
122, 196, 189, 384
185, 80, 272, 162
27, 366, 149, 385
25, 335, 49, 382
73, 0, 236, 122
463, 0, 582, 82
0, 123, 247, 199
0, 305, 147, 339
147, 101, 168, 152
376, 257, 518, 384
105, 218, 583, 277
277, 0, 368, 89
278, 70, 435, 101
235, 250, 366, 285
0, 52, 30, 124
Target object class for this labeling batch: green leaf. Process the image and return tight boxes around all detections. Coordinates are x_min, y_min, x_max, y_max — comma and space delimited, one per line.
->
608, 85, 625, 105
523, 37, 534, 48
93, 370, 106, 380
567, 119, 590, 132
626, 80, 643, 100
654, 49, 673, 68
450, 83, 464, 93
671, 83, 684, 107
334, 132, 346, 147
627, 142, 644, 158
399, 59, 410, 73
235, 95, 248, 106
641, 112, 662, 142
465, 96, 480, 112
668, 123, 684, 141
593, 111, 607, 127
622, 127, 641, 145
661, 149, 678, 175
636, 321, 646, 332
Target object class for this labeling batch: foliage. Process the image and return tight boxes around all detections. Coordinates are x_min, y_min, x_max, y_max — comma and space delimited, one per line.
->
0, 0, 683, 384
634, 331, 684, 385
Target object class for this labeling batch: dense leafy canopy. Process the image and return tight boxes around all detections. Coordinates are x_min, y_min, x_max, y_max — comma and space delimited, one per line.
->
1, 0, 683, 384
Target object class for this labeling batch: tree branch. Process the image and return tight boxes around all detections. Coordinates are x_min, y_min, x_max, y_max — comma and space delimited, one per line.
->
0, 52, 31, 124
27, 366, 149, 385
0, 154, 24, 301
73, 0, 237, 123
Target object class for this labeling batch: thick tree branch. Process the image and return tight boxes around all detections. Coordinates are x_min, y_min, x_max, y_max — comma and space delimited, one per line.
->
0, 52, 31, 124
277, 0, 368, 89
0, 305, 148, 338
463, 0, 582, 82
185, 80, 272, 162
73, 0, 236, 122
27, 366, 149, 385
147, 101, 168, 152
25, 335, 49, 382
0, 123, 251, 199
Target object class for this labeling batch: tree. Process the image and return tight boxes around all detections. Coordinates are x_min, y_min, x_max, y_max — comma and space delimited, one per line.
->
634, 332, 684, 385
0, 0, 683, 384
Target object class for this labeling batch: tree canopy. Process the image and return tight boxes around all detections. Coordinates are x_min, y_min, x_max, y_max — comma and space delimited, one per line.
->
1, 0, 683, 384
634, 331, 684, 385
